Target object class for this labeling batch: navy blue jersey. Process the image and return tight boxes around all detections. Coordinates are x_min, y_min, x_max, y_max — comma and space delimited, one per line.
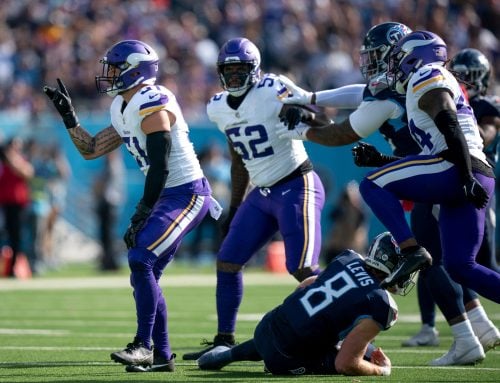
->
470, 95, 500, 165
269, 250, 398, 355
363, 79, 421, 157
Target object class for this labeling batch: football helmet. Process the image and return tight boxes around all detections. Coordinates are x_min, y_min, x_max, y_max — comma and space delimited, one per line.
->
365, 232, 415, 295
388, 30, 447, 94
360, 22, 412, 81
449, 48, 490, 97
217, 37, 261, 97
95, 40, 159, 96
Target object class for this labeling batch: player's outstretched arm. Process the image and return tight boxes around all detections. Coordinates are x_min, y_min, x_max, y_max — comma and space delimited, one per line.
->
43, 78, 122, 159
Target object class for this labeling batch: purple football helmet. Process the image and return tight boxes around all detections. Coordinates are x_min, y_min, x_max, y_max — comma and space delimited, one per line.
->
217, 37, 261, 96
359, 22, 412, 81
387, 30, 447, 94
96, 40, 159, 96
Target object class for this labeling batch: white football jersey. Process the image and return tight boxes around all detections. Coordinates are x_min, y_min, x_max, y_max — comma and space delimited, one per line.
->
405, 64, 488, 164
110, 84, 203, 188
207, 73, 308, 187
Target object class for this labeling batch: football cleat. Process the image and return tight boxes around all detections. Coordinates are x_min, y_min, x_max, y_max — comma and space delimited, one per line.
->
183, 333, 235, 360
381, 246, 432, 289
110, 337, 153, 366
472, 321, 500, 352
402, 325, 440, 347
125, 353, 176, 372
197, 346, 232, 370
429, 338, 485, 366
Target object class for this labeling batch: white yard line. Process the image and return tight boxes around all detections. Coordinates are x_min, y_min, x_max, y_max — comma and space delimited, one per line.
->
0, 272, 296, 291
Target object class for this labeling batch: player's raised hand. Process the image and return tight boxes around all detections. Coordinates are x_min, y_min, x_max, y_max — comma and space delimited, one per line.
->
43, 78, 79, 129
277, 75, 314, 105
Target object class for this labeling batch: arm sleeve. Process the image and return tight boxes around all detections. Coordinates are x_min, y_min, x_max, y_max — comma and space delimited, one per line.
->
434, 109, 472, 181
349, 100, 403, 138
142, 131, 171, 208
315, 84, 365, 109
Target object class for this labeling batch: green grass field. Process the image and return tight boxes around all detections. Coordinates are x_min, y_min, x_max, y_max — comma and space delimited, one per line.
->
0, 263, 499, 383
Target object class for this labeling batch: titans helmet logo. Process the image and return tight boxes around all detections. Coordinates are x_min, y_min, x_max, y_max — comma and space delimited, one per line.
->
387, 25, 410, 45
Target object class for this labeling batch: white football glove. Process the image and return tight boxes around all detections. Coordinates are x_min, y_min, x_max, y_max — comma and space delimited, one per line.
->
275, 122, 310, 141
277, 75, 314, 105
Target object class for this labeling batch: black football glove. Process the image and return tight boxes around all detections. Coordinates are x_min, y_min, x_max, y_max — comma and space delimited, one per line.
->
352, 142, 384, 167
280, 107, 306, 130
124, 201, 152, 249
220, 206, 238, 238
43, 78, 79, 129
463, 176, 489, 209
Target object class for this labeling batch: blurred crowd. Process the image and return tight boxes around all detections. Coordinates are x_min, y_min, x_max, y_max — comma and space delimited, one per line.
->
0, 0, 497, 124
0, 0, 499, 275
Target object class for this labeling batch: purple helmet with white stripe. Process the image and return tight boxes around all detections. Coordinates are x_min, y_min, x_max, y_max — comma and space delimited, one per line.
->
96, 40, 159, 96
388, 30, 447, 94
217, 37, 261, 96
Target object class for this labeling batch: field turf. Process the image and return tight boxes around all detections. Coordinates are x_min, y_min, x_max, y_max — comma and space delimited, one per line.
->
0, 263, 499, 383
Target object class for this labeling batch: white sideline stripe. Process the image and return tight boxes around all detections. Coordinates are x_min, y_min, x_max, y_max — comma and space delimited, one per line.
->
0, 273, 296, 291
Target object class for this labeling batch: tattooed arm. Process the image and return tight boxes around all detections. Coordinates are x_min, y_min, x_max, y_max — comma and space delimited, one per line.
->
43, 78, 122, 159
68, 125, 122, 160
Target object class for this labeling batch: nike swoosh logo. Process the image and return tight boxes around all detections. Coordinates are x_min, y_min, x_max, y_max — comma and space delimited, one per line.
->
149, 94, 157, 99
282, 189, 291, 196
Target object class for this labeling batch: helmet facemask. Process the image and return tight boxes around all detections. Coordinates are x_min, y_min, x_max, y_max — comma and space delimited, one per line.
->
360, 44, 389, 81
218, 62, 258, 97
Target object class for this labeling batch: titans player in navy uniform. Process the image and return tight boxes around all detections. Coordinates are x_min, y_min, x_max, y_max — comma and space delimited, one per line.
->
197, 232, 399, 376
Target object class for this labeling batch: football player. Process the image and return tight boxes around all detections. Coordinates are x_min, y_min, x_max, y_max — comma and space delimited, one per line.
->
197, 232, 401, 376
44, 40, 219, 373
182, 37, 328, 361
402, 48, 500, 354
278, 23, 499, 365
359, 30, 500, 303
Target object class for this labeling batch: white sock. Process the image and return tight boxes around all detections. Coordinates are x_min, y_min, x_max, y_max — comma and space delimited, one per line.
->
451, 320, 475, 341
467, 306, 490, 325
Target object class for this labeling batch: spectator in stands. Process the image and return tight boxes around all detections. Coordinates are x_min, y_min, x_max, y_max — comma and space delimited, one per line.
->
0, 137, 33, 277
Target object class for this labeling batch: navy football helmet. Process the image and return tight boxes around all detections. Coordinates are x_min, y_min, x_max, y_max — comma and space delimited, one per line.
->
360, 22, 412, 81
365, 232, 415, 295
217, 37, 261, 97
96, 40, 159, 96
388, 30, 447, 94
449, 48, 491, 97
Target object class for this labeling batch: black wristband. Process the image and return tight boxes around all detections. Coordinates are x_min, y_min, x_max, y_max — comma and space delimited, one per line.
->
311, 93, 316, 105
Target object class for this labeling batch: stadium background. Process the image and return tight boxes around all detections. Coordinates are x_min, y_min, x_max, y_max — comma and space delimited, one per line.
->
0, 0, 498, 264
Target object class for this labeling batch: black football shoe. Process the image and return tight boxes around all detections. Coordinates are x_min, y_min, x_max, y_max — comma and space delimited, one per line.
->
183, 334, 235, 361
110, 337, 153, 366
